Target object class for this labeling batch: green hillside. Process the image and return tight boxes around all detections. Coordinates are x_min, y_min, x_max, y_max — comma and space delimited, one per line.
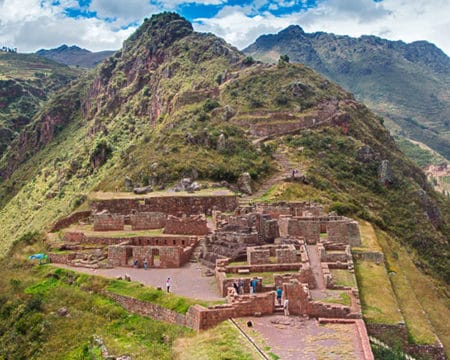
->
0, 52, 82, 156
0, 13, 448, 358
244, 26, 450, 161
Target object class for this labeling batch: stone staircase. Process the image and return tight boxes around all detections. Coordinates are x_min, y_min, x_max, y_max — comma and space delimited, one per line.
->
274, 304, 284, 314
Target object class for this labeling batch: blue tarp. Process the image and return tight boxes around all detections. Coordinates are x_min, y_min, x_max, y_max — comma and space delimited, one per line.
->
28, 253, 48, 260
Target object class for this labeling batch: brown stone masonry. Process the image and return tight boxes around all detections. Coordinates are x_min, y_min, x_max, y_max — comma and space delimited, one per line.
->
90, 194, 238, 216
130, 212, 166, 230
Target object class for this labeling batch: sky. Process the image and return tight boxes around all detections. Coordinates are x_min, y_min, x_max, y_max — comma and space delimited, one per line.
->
0, 0, 449, 55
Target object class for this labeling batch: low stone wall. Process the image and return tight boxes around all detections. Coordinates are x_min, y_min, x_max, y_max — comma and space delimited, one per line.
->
49, 253, 76, 263
225, 263, 302, 274
90, 194, 238, 216
64, 231, 88, 242
130, 212, 166, 230
65, 233, 196, 247
50, 211, 92, 232
105, 291, 187, 326
279, 217, 321, 244
352, 250, 384, 263
93, 214, 124, 231
163, 215, 209, 235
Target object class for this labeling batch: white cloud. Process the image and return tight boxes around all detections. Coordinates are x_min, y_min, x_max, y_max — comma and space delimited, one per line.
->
89, 0, 158, 24
193, 0, 450, 55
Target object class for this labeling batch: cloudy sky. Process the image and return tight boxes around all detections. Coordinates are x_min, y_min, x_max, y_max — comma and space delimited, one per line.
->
0, 0, 449, 55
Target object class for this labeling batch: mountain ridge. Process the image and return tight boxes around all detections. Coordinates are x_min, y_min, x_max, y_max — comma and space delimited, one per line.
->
36, 44, 116, 68
0, 12, 448, 357
244, 26, 450, 160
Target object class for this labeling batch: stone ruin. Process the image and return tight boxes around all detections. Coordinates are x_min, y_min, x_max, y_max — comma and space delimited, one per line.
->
48, 193, 369, 335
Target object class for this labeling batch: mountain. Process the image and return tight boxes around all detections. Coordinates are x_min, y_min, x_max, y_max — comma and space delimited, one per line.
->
0, 52, 82, 157
0, 13, 449, 358
244, 25, 450, 161
36, 44, 115, 68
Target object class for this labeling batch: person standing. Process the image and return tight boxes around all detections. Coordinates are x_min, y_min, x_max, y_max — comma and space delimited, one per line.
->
238, 279, 244, 295
283, 298, 289, 316
276, 287, 282, 305
166, 277, 171, 293
143, 258, 148, 270
251, 277, 258, 295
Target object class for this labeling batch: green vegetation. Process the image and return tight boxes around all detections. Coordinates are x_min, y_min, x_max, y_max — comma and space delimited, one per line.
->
225, 271, 299, 285
245, 28, 450, 159
354, 260, 402, 324
394, 137, 448, 167
330, 269, 357, 288
0, 234, 192, 359
0, 52, 82, 156
106, 279, 224, 314
173, 321, 259, 359
321, 291, 351, 306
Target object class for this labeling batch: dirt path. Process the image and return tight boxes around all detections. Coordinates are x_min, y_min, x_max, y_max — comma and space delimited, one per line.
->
237, 315, 367, 360
54, 262, 223, 301
241, 146, 296, 204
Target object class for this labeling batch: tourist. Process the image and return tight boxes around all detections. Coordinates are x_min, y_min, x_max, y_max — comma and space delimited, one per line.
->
166, 277, 171, 292
238, 279, 244, 295
283, 298, 289, 316
232, 281, 239, 295
276, 287, 282, 305
251, 277, 258, 294
133, 259, 138, 268
143, 258, 148, 270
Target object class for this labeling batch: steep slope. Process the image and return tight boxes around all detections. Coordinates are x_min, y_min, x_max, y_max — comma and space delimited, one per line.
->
36, 44, 115, 68
244, 26, 450, 160
0, 14, 448, 356
0, 52, 82, 157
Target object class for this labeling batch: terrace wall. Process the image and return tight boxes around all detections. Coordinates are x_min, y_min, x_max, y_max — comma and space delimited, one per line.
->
90, 195, 238, 216
130, 212, 166, 230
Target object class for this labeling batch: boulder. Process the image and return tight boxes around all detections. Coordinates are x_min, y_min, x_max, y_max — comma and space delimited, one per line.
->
378, 160, 394, 185
237, 172, 253, 195
356, 145, 379, 163
217, 133, 226, 151
133, 186, 152, 194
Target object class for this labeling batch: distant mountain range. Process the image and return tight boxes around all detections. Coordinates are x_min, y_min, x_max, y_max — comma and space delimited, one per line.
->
244, 26, 450, 160
36, 44, 115, 68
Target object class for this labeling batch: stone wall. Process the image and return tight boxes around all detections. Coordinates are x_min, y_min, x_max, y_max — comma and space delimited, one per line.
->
90, 194, 238, 216
247, 247, 270, 265
276, 247, 297, 263
279, 217, 321, 244
319, 244, 351, 263
164, 215, 209, 235
327, 221, 361, 246
130, 212, 166, 230
93, 214, 124, 231
49, 253, 76, 263
352, 251, 384, 263
50, 211, 92, 232
108, 244, 194, 268
256, 202, 324, 218
67, 233, 196, 247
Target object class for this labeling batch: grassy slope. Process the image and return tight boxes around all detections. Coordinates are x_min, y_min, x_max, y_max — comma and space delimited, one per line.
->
0, 52, 82, 155
245, 33, 450, 161
0, 234, 256, 360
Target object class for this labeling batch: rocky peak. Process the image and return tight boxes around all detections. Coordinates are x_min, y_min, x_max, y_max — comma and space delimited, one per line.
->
124, 12, 193, 52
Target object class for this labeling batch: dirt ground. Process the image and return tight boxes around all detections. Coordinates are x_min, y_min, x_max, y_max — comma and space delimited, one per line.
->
54, 262, 223, 301
237, 315, 366, 360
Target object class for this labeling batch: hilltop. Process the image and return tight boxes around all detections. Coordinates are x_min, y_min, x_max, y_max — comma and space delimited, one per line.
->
0, 12, 448, 359
244, 25, 450, 161
36, 44, 116, 68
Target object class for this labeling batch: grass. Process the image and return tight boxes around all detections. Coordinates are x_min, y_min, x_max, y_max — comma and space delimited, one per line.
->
357, 220, 383, 251
321, 291, 351, 306
375, 230, 448, 349
0, 241, 193, 360
106, 278, 224, 314
172, 320, 259, 360
225, 271, 299, 285
354, 260, 403, 325
330, 269, 357, 288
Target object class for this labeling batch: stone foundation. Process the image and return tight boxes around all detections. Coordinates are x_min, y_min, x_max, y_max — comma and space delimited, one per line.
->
164, 215, 209, 235
93, 214, 124, 231
90, 194, 238, 216
130, 212, 166, 230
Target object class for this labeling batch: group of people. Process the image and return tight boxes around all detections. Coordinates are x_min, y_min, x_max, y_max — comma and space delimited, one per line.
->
232, 279, 289, 316
232, 277, 261, 295
134, 258, 149, 269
